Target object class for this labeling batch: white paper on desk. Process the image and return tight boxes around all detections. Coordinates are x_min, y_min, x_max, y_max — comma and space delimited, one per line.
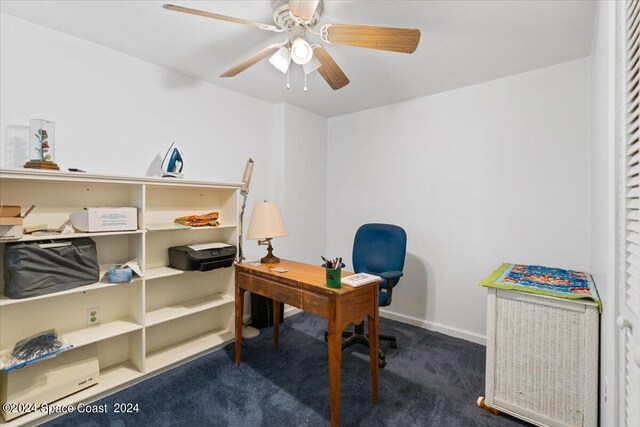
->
187, 242, 232, 251
121, 258, 143, 278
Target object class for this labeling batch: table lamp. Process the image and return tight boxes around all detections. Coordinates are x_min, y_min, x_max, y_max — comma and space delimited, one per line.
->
246, 201, 288, 264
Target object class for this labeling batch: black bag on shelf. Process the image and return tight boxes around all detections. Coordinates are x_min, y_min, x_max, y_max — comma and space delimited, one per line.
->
3, 238, 100, 299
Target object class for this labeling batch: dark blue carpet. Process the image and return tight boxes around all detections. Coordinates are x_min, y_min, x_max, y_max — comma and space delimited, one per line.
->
45, 313, 528, 426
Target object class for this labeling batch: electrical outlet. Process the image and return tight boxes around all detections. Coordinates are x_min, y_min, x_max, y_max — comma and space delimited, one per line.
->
86, 307, 100, 326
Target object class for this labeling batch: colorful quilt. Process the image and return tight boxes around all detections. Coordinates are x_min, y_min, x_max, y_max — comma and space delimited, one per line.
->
480, 263, 601, 311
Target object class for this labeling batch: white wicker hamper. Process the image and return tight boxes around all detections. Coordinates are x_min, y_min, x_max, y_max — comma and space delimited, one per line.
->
483, 288, 599, 427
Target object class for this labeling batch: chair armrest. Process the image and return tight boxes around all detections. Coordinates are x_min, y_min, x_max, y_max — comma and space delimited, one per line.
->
379, 271, 403, 307
379, 271, 403, 281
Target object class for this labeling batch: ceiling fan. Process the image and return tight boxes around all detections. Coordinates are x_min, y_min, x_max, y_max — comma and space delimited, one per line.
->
163, 0, 421, 91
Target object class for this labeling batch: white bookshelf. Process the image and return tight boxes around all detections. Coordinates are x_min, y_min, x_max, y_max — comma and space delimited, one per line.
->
0, 168, 240, 426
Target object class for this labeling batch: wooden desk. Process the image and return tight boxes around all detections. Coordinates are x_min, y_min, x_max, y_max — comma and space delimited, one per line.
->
234, 260, 380, 427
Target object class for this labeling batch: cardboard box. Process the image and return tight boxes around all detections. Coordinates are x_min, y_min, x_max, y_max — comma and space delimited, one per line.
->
0, 217, 22, 226
0, 206, 21, 218
70, 207, 138, 232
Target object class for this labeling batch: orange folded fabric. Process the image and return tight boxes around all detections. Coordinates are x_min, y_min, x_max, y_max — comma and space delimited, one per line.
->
174, 211, 220, 227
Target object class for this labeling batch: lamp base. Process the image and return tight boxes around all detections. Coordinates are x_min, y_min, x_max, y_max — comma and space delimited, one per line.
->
260, 241, 280, 264
260, 254, 280, 264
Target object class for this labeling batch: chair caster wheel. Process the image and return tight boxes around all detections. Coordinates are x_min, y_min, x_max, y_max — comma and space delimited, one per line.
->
379, 359, 386, 368
324, 331, 328, 342
390, 342, 397, 349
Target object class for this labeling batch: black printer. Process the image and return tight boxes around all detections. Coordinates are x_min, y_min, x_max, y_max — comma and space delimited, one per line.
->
168, 243, 237, 271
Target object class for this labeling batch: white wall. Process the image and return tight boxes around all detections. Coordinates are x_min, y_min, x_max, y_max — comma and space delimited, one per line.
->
327, 58, 591, 343
589, 1, 617, 425
276, 103, 328, 265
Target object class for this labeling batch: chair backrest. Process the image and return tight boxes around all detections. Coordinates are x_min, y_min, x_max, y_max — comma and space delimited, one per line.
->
352, 223, 407, 276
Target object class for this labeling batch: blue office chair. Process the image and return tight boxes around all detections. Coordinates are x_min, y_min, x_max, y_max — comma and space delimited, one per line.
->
326, 223, 407, 368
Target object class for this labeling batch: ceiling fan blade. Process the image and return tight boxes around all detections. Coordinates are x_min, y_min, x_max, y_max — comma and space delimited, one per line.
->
163, 4, 282, 32
313, 46, 349, 90
220, 44, 282, 77
289, 0, 320, 21
325, 23, 420, 53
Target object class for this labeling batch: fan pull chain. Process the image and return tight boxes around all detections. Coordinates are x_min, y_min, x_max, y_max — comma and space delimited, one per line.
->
286, 67, 290, 90
304, 73, 308, 92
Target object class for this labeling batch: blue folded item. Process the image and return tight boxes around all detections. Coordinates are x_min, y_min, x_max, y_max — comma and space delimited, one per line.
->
107, 266, 132, 283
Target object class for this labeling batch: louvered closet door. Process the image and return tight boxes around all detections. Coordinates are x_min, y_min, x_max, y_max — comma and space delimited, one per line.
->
621, 2, 640, 426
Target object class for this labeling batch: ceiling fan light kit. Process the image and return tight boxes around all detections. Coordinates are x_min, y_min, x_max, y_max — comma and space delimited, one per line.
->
291, 37, 313, 65
303, 55, 322, 76
269, 46, 291, 73
163, 0, 421, 91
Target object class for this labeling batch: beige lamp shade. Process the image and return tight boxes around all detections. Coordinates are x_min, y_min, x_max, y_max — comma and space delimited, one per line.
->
246, 201, 288, 240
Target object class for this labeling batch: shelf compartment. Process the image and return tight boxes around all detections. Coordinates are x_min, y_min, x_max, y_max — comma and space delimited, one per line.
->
0, 317, 142, 358
144, 185, 237, 226
144, 228, 237, 270
0, 361, 143, 427
145, 294, 234, 327
0, 179, 144, 237
64, 317, 142, 348
0, 274, 142, 307
0, 282, 143, 351
145, 328, 233, 374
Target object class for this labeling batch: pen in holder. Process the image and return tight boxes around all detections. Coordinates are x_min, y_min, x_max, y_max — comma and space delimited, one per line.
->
325, 266, 342, 289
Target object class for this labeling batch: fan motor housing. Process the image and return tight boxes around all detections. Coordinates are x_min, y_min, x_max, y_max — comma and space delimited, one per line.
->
271, 0, 323, 29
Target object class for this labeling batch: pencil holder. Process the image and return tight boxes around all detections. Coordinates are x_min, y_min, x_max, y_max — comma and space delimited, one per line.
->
326, 267, 342, 288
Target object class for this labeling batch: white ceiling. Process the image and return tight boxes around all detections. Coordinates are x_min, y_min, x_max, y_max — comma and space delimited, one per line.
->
0, 0, 595, 118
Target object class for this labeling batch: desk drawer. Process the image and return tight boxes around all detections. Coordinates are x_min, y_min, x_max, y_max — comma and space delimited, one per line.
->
272, 286, 300, 307
240, 273, 301, 308
301, 290, 329, 317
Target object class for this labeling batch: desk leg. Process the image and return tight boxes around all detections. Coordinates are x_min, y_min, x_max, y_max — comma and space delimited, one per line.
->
368, 313, 379, 404
235, 287, 246, 367
273, 299, 281, 350
327, 319, 342, 427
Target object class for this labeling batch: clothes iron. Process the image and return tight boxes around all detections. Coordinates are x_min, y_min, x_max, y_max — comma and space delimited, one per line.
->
161, 142, 185, 178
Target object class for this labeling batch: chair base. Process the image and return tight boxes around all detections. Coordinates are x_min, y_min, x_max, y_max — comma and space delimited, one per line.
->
324, 322, 397, 368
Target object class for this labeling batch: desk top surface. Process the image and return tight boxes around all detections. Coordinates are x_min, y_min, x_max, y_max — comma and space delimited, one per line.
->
236, 259, 379, 296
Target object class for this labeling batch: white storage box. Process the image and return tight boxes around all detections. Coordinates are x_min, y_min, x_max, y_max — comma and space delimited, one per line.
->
484, 288, 599, 427
0, 344, 99, 421
70, 207, 137, 232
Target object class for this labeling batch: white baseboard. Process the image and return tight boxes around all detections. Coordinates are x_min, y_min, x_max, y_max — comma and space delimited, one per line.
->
284, 306, 302, 318
379, 309, 487, 345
